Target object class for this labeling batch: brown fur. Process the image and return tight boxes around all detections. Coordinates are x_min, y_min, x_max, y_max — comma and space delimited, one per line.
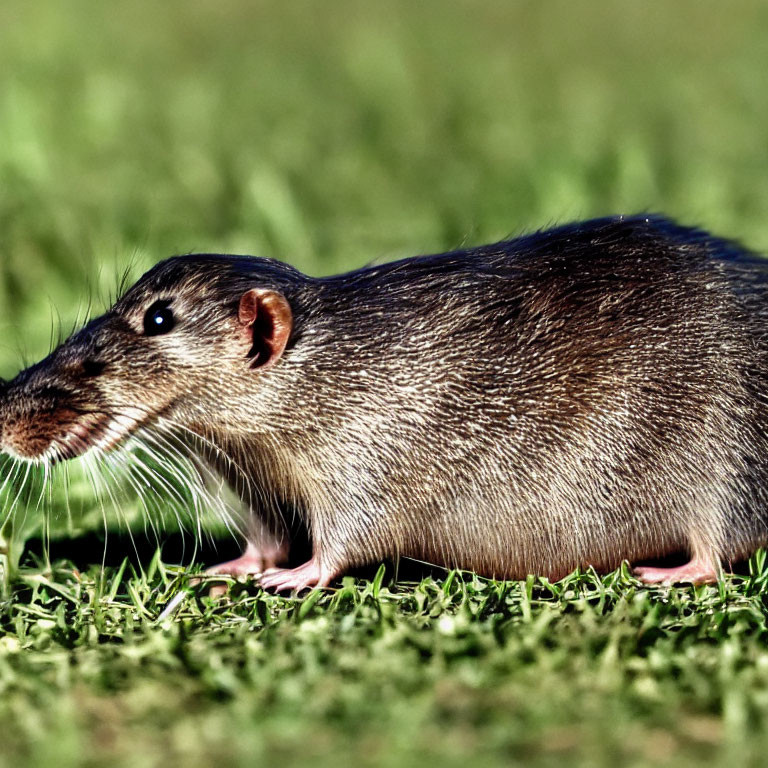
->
2, 214, 768, 584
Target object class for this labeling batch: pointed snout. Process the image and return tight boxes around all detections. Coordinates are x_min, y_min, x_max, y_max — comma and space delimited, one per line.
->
0, 364, 77, 460
0, 314, 115, 461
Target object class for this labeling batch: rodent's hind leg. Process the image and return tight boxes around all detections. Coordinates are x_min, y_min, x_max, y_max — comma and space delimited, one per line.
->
633, 553, 721, 585
258, 556, 337, 593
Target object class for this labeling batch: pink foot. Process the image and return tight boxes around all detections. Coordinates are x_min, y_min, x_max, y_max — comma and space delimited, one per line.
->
206, 540, 288, 577
633, 556, 720, 585
259, 556, 337, 593
203, 543, 286, 597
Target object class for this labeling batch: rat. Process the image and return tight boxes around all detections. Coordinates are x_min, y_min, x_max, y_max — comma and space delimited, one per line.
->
2, 214, 768, 590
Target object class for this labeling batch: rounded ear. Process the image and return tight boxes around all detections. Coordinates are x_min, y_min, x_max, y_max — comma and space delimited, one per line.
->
238, 289, 293, 369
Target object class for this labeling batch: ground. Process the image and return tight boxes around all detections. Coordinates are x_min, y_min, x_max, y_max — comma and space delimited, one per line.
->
2, 2, 768, 766
5, 560, 768, 768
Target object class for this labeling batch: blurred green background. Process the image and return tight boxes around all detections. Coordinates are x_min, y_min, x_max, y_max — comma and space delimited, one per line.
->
4, 3, 768, 768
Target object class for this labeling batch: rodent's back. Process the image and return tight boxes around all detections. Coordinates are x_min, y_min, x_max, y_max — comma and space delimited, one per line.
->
262, 216, 768, 577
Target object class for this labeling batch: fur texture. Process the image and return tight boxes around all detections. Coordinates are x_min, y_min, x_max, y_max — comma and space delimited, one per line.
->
3, 214, 768, 583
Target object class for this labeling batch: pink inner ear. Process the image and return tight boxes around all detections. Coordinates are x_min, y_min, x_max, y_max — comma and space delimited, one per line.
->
238, 290, 260, 326
237, 289, 293, 370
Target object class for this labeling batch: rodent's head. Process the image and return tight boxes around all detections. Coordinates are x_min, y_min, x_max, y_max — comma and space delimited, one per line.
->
0, 255, 301, 463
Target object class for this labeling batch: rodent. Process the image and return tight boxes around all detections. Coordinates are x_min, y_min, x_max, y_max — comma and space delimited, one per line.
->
2, 214, 768, 590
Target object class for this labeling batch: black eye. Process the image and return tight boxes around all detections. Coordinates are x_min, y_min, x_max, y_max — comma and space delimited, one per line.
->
143, 300, 176, 337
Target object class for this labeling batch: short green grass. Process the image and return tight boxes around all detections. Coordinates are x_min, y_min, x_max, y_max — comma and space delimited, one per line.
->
7, 560, 768, 768
3, 1, 768, 766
